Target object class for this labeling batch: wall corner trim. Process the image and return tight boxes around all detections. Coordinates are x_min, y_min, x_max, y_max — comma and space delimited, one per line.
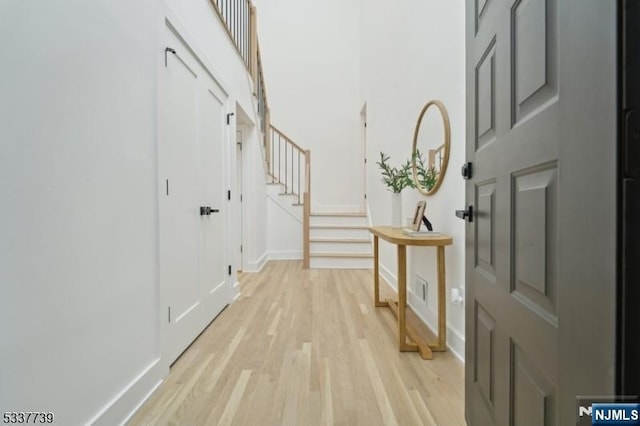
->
88, 358, 165, 426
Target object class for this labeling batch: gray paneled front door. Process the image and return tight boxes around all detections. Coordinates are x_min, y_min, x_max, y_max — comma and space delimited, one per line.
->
464, 0, 618, 424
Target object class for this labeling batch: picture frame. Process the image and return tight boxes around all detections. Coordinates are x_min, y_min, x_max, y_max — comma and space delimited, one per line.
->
410, 201, 427, 231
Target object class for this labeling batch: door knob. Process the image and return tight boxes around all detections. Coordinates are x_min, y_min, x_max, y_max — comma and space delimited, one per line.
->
200, 206, 220, 216
461, 162, 473, 179
455, 206, 474, 222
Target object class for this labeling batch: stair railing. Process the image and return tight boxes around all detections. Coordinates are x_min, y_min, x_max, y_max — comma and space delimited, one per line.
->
269, 126, 306, 203
256, 43, 270, 164
210, 0, 312, 268
429, 143, 445, 170
209, 0, 253, 72
303, 151, 311, 268
268, 125, 311, 267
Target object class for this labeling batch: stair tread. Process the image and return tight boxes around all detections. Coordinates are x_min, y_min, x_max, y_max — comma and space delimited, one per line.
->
310, 224, 370, 229
278, 192, 299, 196
310, 238, 371, 243
311, 212, 367, 217
310, 252, 373, 258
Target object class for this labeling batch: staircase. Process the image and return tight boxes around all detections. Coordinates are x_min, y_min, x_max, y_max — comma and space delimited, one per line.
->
309, 212, 373, 269
264, 125, 372, 269
210, 0, 371, 270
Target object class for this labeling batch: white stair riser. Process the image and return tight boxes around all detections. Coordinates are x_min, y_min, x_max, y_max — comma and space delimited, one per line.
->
310, 228, 370, 240
310, 242, 372, 253
310, 257, 373, 269
310, 216, 368, 226
267, 184, 300, 198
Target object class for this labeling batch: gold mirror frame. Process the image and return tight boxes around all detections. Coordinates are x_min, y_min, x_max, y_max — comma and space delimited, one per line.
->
411, 99, 451, 196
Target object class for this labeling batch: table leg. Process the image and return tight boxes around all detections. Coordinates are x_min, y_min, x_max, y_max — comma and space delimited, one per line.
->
436, 245, 447, 351
373, 236, 387, 307
398, 244, 411, 351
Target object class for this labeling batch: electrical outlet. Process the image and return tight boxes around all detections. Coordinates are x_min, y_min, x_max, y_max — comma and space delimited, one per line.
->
451, 288, 464, 305
415, 274, 428, 304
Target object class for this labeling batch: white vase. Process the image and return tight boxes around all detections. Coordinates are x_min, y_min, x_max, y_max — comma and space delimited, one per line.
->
391, 192, 402, 227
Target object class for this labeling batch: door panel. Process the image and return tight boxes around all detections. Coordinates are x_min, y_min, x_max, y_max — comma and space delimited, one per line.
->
512, 342, 556, 426
465, 0, 617, 424
475, 181, 495, 276
199, 87, 228, 308
160, 26, 230, 366
160, 40, 201, 359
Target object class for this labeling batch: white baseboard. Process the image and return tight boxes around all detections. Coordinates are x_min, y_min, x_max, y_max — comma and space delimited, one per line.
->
268, 250, 303, 260
245, 252, 268, 273
379, 263, 397, 292
378, 265, 465, 363
407, 291, 465, 363
89, 358, 165, 426
232, 281, 241, 302
244, 250, 301, 272
311, 200, 362, 213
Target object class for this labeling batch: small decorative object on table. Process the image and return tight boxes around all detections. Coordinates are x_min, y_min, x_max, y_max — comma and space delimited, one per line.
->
402, 201, 435, 236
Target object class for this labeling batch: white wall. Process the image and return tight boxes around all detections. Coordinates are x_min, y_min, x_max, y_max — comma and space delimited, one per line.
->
0, 1, 160, 423
252, 0, 363, 211
266, 186, 303, 261
240, 123, 269, 272
0, 0, 267, 423
360, 0, 467, 359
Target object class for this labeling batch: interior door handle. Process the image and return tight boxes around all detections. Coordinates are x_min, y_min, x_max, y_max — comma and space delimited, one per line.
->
456, 206, 473, 222
200, 206, 220, 216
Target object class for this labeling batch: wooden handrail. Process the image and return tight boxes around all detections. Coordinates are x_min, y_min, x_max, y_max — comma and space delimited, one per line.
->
428, 143, 445, 169
267, 125, 308, 195
303, 150, 311, 268
305, 150, 311, 194
264, 107, 271, 171
257, 43, 268, 101
271, 126, 305, 153
303, 192, 310, 268
250, 5, 258, 81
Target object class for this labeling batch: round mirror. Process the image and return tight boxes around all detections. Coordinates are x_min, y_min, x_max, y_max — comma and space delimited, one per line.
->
411, 100, 451, 195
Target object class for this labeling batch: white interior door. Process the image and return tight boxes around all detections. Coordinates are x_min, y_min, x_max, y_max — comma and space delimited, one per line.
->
198, 85, 228, 319
159, 26, 230, 366
235, 130, 243, 272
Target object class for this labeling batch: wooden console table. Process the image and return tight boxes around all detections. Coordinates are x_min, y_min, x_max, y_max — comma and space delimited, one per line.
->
369, 226, 453, 359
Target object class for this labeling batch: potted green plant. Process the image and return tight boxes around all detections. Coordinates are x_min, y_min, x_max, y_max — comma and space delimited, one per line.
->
412, 149, 439, 191
377, 152, 415, 226
376, 152, 415, 194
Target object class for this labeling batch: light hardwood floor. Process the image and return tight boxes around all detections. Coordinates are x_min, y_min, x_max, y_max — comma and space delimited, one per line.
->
129, 261, 465, 426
